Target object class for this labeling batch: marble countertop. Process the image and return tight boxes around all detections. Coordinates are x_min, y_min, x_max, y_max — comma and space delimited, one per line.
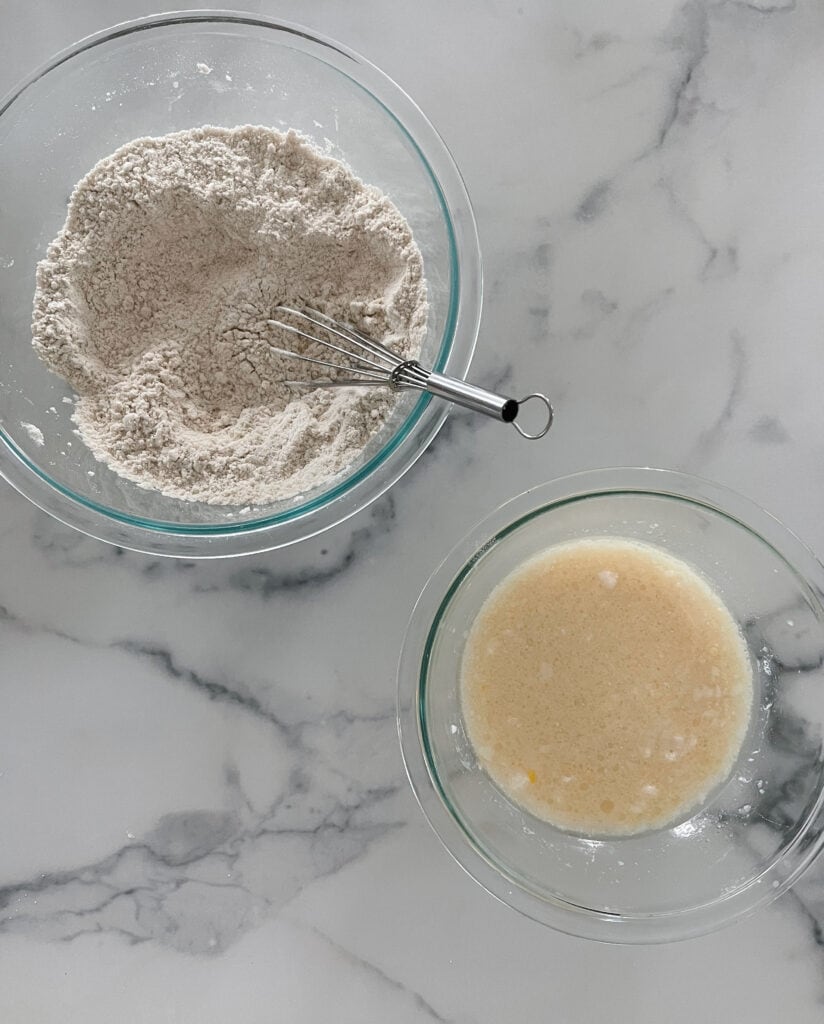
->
3, 0, 824, 1019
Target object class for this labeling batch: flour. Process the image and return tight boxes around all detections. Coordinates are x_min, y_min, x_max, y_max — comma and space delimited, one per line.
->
32, 125, 427, 505
21, 422, 45, 446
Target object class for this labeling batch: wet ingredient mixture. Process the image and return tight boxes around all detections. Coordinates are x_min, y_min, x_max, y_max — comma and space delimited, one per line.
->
31, 125, 427, 505
460, 538, 753, 835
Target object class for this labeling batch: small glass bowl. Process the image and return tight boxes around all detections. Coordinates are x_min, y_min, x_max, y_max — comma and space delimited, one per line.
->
398, 468, 824, 943
0, 11, 481, 557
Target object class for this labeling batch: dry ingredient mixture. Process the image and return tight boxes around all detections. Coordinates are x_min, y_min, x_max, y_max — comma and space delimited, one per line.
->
32, 125, 427, 505
461, 538, 753, 836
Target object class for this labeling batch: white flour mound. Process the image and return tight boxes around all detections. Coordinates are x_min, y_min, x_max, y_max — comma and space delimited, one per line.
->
32, 125, 427, 506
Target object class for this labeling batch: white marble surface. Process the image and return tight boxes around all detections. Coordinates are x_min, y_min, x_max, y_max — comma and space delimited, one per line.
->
3, 0, 824, 1019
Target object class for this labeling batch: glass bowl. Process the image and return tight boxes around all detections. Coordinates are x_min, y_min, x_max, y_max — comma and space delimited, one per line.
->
398, 468, 824, 943
0, 11, 481, 557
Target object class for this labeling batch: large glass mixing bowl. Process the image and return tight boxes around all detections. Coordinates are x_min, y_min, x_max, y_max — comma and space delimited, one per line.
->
398, 469, 824, 942
0, 11, 481, 556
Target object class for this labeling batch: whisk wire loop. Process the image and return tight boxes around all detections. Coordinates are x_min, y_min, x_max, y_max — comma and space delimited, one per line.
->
265, 305, 553, 440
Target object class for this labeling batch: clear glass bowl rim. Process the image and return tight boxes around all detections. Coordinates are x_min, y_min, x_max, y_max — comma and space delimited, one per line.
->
397, 467, 824, 943
0, 9, 482, 557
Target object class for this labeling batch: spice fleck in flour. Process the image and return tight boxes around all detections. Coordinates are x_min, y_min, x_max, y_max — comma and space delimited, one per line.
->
32, 125, 427, 505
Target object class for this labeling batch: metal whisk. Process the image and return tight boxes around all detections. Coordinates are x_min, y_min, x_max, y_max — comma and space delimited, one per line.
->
265, 306, 553, 440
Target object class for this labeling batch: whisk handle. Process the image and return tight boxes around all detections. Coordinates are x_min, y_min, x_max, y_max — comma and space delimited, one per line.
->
426, 372, 517, 421
425, 372, 553, 440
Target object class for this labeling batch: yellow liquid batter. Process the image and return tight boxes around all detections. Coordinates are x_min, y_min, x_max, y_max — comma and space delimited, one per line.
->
460, 538, 753, 835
